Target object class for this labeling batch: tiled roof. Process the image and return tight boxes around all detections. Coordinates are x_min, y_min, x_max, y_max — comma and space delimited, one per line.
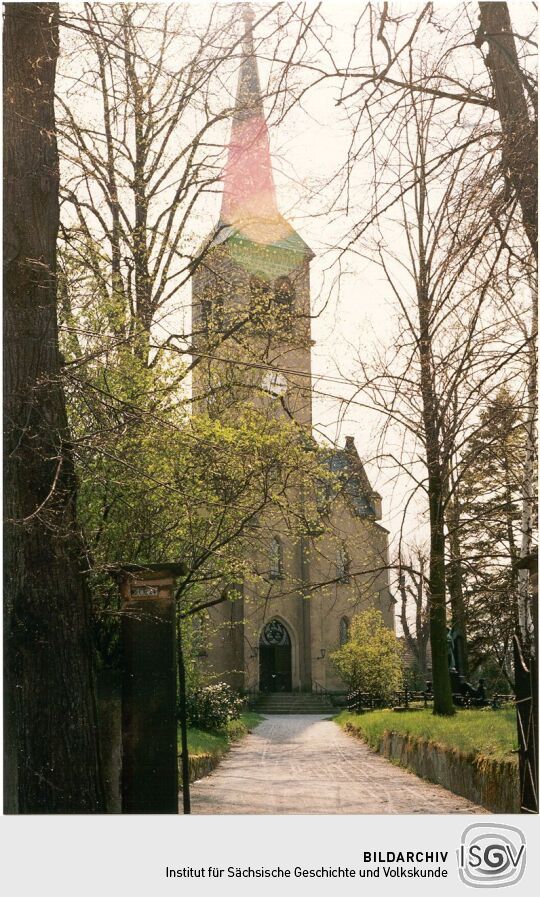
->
207, 220, 313, 259
321, 437, 378, 519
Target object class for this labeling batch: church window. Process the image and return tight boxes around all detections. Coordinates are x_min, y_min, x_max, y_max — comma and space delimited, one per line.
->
339, 617, 350, 646
269, 536, 284, 579
192, 613, 208, 657
336, 543, 351, 583
261, 619, 290, 646
206, 372, 223, 414
201, 292, 224, 331
274, 276, 295, 313
249, 275, 272, 322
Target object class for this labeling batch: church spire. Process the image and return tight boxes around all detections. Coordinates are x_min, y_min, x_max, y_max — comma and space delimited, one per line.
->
232, 6, 264, 122
220, 6, 280, 236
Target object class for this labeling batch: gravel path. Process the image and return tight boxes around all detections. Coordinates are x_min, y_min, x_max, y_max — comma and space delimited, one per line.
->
189, 714, 486, 815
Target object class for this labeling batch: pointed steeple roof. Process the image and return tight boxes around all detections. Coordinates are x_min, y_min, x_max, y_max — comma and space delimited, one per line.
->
221, 7, 279, 235
227, 7, 264, 124
216, 6, 313, 265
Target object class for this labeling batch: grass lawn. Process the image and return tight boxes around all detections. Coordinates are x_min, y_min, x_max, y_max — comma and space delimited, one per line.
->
335, 707, 518, 762
181, 711, 263, 762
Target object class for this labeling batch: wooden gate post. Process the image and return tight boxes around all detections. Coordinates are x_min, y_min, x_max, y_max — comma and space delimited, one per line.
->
115, 563, 185, 814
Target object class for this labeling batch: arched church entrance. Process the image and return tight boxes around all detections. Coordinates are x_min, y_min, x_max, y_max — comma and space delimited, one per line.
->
259, 619, 292, 693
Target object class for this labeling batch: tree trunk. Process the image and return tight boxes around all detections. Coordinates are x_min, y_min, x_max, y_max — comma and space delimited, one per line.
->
518, 283, 537, 652
3, 2, 105, 812
123, 11, 152, 350
398, 568, 428, 683
446, 489, 470, 677
92, 16, 127, 334
418, 362, 453, 714
426, 476, 455, 715
415, 151, 454, 716
476, 2, 538, 259
421, 375, 454, 714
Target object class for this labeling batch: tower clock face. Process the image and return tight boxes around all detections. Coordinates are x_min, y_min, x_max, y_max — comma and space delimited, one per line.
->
262, 370, 287, 396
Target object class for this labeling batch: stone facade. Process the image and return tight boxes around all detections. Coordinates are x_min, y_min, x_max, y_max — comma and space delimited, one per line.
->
191, 235, 394, 695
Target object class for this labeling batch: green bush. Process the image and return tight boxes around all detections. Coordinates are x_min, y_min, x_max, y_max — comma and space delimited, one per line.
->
184, 682, 243, 732
330, 608, 403, 701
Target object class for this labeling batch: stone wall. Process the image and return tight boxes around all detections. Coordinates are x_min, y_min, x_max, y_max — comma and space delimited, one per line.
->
185, 752, 223, 785
345, 723, 519, 813
308, 497, 394, 691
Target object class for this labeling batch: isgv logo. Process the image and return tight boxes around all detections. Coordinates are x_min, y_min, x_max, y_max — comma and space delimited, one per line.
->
458, 824, 526, 888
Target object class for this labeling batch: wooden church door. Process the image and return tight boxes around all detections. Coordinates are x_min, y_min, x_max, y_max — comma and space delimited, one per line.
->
259, 620, 292, 692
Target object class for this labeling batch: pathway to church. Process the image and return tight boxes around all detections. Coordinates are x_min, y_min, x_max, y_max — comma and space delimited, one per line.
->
189, 715, 486, 814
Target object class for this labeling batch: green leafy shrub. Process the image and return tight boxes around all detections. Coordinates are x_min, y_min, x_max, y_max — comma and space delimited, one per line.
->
330, 608, 404, 701
184, 682, 243, 732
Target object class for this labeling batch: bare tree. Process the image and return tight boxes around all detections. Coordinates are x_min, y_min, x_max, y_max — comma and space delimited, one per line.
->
397, 548, 430, 687
56, 2, 312, 368
345, 71, 532, 711
475, 2, 537, 259
289, 1, 536, 713
57, 2, 239, 363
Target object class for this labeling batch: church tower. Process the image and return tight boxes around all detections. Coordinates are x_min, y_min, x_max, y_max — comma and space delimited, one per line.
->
191, 9, 394, 698
192, 6, 314, 430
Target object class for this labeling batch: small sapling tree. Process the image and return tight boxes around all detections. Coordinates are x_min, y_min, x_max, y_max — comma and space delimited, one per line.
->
330, 609, 404, 703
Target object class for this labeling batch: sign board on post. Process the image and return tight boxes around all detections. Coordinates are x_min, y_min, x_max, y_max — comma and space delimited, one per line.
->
113, 563, 185, 814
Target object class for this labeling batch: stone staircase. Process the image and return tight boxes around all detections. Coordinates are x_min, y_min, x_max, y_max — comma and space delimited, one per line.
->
252, 692, 334, 715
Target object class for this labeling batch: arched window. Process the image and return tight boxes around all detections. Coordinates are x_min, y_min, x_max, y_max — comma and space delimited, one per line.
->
193, 613, 208, 657
273, 276, 295, 313
249, 275, 271, 322
336, 543, 351, 583
200, 291, 223, 331
205, 372, 223, 415
260, 619, 290, 646
339, 617, 350, 647
269, 536, 284, 580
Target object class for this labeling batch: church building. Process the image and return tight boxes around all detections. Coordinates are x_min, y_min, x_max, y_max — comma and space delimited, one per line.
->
191, 10, 394, 701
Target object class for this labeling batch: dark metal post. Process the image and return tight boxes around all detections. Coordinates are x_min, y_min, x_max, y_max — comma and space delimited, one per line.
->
513, 551, 538, 814
117, 564, 184, 814
177, 620, 191, 814
514, 637, 538, 814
